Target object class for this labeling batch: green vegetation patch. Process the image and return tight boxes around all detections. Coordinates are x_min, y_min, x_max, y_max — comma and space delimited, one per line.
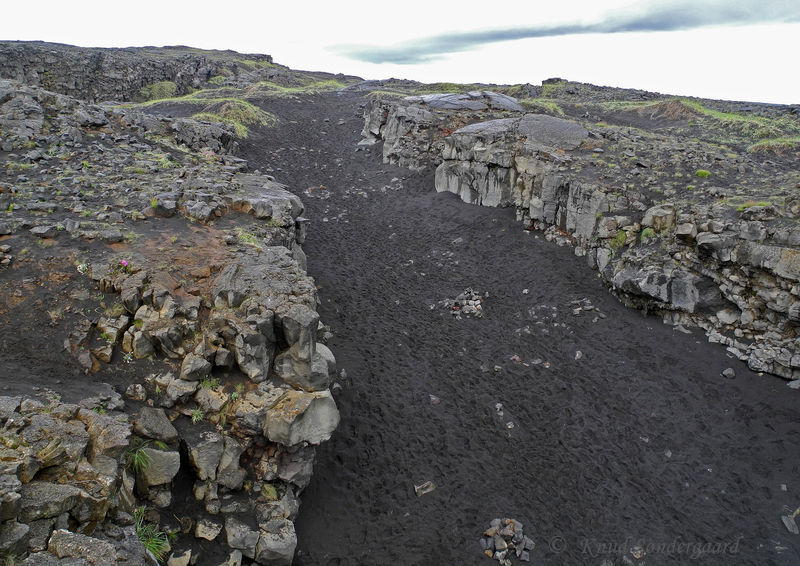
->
519, 98, 565, 116
748, 136, 800, 155
540, 80, 567, 98
245, 79, 346, 98
680, 98, 800, 141
192, 99, 276, 138
138, 81, 178, 102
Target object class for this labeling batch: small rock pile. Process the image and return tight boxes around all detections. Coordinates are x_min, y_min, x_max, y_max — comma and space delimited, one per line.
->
449, 288, 485, 318
479, 518, 534, 564
0, 244, 11, 266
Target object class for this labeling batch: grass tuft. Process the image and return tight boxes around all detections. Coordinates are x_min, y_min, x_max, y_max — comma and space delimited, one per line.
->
138, 81, 178, 102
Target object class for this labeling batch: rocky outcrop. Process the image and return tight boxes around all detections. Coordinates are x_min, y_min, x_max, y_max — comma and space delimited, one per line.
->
0, 66, 338, 563
0, 41, 274, 103
363, 93, 800, 380
360, 91, 524, 171
0, 395, 154, 564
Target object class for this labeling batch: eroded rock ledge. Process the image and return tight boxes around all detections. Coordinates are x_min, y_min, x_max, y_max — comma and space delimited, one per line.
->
0, 74, 337, 564
362, 92, 800, 379
0, 41, 275, 103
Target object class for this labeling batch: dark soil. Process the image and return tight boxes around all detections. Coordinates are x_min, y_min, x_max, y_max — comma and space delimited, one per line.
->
242, 92, 800, 566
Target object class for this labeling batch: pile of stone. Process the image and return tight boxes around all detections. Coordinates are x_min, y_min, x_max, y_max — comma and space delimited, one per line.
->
479, 518, 535, 564
449, 288, 485, 318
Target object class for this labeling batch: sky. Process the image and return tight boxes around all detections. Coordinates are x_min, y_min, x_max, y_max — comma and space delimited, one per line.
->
2, 0, 799, 104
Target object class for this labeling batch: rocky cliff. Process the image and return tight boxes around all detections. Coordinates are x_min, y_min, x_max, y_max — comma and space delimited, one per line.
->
0, 41, 275, 103
0, 62, 338, 564
362, 87, 800, 380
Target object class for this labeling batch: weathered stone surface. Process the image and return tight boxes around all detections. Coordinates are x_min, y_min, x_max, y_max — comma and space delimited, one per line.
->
167, 549, 192, 566
19, 482, 82, 522
195, 518, 223, 541
180, 352, 213, 382
255, 519, 296, 565
225, 516, 260, 559
217, 437, 246, 490
77, 409, 131, 460
0, 474, 22, 521
277, 445, 315, 489
0, 520, 29, 557
47, 529, 116, 566
264, 390, 340, 447
186, 431, 225, 481
138, 448, 180, 487
133, 407, 178, 443
272, 344, 333, 392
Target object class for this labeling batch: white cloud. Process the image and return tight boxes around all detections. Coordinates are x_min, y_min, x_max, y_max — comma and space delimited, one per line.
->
1, 1, 798, 103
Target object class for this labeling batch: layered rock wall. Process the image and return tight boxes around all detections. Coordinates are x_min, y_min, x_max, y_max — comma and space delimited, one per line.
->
1, 73, 337, 563
0, 41, 274, 102
363, 95, 800, 379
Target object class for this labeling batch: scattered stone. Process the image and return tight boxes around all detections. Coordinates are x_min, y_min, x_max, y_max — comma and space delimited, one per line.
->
195, 518, 223, 541
721, 367, 736, 379
414, 480, 436, 497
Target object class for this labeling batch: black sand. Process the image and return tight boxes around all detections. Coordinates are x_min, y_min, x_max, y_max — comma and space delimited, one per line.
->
244, 92, 800, 566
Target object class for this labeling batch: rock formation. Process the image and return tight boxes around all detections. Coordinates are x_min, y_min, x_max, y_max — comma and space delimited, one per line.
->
0, 47, 340, 564
362, 87, 800, 379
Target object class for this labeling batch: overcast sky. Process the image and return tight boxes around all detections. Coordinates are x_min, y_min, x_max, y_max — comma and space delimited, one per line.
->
2, 0, 799, 104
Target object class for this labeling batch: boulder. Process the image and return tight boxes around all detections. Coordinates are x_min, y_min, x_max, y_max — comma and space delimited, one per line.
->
186, 431, 224, 481
195, 518, 223, 541
18, 482, 82, 522
277, 445, 315, 489
280, 304, 319, 361
180, 353, 212, 381
264, 390, 340, 447
47, 529, 117, 566
77, 409, 131, 460
133, 407, 178, 443
272, 344, 333, 392
225, 516, 260, 559
0, 520, 29, 557
216, 436, 246, 490
0, 474, 22, 521
137, 448, 181, 487
255, 519, 297, 565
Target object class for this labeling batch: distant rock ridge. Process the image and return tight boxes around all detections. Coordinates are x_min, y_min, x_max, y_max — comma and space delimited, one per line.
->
0, 41, 274, 102
362, 92, 800, 380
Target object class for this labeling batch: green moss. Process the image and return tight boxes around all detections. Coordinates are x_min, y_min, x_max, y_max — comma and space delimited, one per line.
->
192, 99, 276, 138
747, 136, 800, 154
540, 80, 566, 97
680, 98, 800, 140
246, 79, 345, 98
640, 227, 656, 243
138, 80, 178, 101
609, 230, 627, 250
696, 169, 711, 178
736, 201, 771, 212
519, 98, 565, 116
207, 75, 227, 85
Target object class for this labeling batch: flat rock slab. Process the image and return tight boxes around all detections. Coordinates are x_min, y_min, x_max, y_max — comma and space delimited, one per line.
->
456, 114, 588, 151
405, 91, 524, 112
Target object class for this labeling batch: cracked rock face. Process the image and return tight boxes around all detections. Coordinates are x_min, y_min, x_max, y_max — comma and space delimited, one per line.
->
364, 89, 800, 380
0, 43, 342, 565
